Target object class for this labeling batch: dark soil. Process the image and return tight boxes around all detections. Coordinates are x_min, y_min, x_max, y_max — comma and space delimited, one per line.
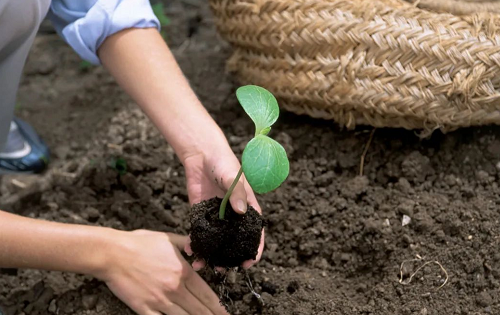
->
1, 1, 500, 314
190, 197, 263, 267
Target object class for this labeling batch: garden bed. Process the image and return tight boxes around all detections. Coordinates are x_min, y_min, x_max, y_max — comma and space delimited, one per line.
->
0, 1, 499, 314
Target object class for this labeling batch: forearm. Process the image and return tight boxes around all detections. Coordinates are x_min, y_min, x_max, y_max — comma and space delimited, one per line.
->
98, 28, 229, 162
0, 210, 116, 277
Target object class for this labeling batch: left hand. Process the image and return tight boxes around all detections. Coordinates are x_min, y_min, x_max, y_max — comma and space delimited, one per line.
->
181, 144, 265, 270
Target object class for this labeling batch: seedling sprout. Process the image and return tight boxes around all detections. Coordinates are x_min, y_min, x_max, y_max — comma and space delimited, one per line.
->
219, 85, 290, 219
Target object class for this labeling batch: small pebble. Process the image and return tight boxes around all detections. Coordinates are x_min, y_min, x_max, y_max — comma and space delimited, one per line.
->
242, 293, 254, 304
82, 294, 98, 310
47, 202, 59, 211
402, 215, 411, 226
48, 300, 57, 313
476, 291, 493, 307
260, 292, 272, 305
287, 258, 298, 267
85, 207, 100, 220
95, 297, 106, 312
421, 292, 431, 298
227, 270, 237, 284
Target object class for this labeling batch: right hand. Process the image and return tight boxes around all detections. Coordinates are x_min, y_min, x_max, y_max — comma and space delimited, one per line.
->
98, 230, 229, 315
182, 146, 265, 271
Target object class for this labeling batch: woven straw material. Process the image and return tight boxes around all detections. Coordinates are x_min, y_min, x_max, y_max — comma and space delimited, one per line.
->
210, 0, 500, 133
409, 0, 500, 15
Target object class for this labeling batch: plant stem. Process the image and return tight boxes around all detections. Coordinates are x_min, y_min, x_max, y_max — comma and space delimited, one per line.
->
219, 167, 244, 219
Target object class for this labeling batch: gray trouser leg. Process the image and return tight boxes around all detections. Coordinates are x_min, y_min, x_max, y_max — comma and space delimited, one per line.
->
0, 0, 51, 151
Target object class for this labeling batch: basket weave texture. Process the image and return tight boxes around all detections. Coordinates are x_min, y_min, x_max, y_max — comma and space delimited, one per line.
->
210, 0, 500, 133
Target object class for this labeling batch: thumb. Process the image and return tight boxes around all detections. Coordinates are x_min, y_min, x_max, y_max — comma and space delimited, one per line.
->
221, 171, 248, 215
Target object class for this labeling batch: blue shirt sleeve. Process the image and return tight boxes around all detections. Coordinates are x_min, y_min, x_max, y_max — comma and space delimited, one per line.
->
48, 0, 160, 65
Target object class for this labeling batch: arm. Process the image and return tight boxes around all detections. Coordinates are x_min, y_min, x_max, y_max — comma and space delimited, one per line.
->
98, 28, 262, 218
0, 210, 111, 274
0, 210, 228, 315
98, 28, 264, 270
98, 28, 222, 164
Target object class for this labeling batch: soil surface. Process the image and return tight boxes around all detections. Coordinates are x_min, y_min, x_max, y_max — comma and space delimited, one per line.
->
1, 1, 500, 314
190, 197, 263, 268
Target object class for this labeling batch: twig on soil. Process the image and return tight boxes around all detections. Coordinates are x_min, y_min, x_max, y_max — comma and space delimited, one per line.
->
106, 143, 123, 152
359, 128, 376, 176
54, 170, 78, 178
11, 179, 28, 189
399, 257, 449, 290
174, 39, 191, 54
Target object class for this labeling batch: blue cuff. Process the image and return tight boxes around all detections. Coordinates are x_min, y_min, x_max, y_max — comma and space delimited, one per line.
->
49, 0, 160, 65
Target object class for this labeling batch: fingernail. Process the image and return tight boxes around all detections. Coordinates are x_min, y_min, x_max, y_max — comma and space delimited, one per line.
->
192, 260, 205, 271
242, 260, 255, 269
237, 200, 247, 213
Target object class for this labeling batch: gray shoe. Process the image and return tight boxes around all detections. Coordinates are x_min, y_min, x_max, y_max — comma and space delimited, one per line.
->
0, 118, 50, 174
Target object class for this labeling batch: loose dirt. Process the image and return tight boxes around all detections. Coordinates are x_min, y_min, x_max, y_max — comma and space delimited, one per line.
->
1, 1, 499, 314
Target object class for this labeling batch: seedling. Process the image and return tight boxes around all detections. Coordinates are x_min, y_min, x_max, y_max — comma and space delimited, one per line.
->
109, 157, 127, 176
151, 3, 170, 39
219, 85, 290, 219
79, 60, 93, 72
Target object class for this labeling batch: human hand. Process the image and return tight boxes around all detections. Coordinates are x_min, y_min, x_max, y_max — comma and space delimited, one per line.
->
182, 144, 265, 270
98, 230, 229, 315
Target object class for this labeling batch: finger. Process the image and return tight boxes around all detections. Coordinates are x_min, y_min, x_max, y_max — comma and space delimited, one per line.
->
175, 285, 223, 315
141, 310, 162, 315
167, 233, 189, 252
185, 273, 229, 315
192, 259, 206, 271
242, 228, 265, 269
185, 238, 206, 271
184, 236, 194, 256
159, 303, 189, 315
220, 173, 248, 215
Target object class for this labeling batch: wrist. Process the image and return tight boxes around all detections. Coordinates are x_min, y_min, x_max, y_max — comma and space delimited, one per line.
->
83, 228, 126, 280
169, 118, 232, 165
142, 94, 229, 164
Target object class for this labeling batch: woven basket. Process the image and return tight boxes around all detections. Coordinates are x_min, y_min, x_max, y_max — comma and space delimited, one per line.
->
410, 0, 500, 15
209, 0, 500, 134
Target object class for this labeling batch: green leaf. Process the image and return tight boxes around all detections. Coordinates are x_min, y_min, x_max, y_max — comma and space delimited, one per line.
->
79, 60, 93, 71
152, 3, 171, 27
236, 85, 279, 136
110, 157, 127, 176
242, 135, 289, 194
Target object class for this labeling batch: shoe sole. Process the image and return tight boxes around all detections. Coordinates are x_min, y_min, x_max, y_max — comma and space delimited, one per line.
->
0, 118, 49, 174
